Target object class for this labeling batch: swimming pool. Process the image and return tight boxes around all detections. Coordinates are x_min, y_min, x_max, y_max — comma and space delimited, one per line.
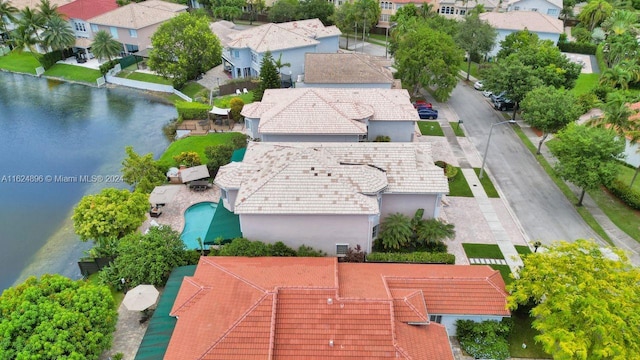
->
181, 202, 217, 250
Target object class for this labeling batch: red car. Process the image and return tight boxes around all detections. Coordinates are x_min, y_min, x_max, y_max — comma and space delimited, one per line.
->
413, 101, 433, 109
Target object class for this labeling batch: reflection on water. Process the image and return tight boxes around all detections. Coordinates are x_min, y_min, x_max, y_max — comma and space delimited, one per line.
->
0, 72, 175, 291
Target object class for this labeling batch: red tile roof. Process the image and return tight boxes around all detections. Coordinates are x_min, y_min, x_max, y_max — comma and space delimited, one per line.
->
57, 0, 118, 21
165, 258, 508, 359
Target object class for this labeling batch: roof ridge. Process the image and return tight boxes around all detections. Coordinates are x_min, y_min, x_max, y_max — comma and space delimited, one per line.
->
403, 290, 429, 322
201, 257, 268, 292
486, 270, 510, 297
169, 277, 210, 316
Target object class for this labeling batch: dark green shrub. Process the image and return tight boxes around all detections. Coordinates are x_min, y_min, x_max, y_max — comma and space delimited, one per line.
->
218, 238, 272, 256
38, 51, 62, 70
576, 92, 598, 114
373, 135, 391, 142
341, 245, 366, 262
366, 252, 455, 264
270, 241, 297, 256
205, 144, 234, 177
99, 59, 119, 76
162, 118, 179, 141
456, 319, 513, 360
606, 179, 640, 210
296, 245, 326, 257
558, 41, 597, 55
175, 100, 210, 120
435, 161, 458, 181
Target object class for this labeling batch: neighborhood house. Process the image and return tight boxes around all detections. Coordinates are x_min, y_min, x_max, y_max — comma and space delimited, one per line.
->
214, 142, 449, 256
296, 52, 397, 89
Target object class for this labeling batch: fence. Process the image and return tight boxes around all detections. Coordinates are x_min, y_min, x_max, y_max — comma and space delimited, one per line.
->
219, 80, 259, 96
119, 55, 140, 69
77, 257, 113, 277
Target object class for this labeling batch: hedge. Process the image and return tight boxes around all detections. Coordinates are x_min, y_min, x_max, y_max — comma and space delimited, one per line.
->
558, 41, 597, 55
176, 100, 211, 120
366, 252, 455, 264
39, 51, 62, 70
606, 179, 640, 210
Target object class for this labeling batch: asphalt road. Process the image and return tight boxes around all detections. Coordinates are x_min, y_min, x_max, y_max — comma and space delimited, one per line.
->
448, 83, 604, 245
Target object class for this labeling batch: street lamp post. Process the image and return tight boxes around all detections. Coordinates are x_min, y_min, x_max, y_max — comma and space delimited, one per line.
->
478, 120, 516, 179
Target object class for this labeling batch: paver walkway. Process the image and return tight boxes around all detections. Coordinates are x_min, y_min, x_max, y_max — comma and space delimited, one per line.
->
469, 258, 508, 265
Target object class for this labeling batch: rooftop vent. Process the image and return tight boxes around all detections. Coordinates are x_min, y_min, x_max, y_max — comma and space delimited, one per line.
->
329, 340, 334, 347
327, 298, 333, 305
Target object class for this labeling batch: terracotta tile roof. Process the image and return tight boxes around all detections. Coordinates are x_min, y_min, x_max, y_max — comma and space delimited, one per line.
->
303, 53, 394, 84
215, 142, 448, 215
391, 289, 429, 323
57, 0, 118, 21
9, 0, 71, 11
480, 11, 563, 34
167, 257, 476, 359
87, 0, 187, 29
226, 19, 340, 52
241, 88, 419, 135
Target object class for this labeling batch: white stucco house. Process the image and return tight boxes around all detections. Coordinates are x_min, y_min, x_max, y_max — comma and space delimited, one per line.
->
221, 19, 341, 81
242, 88, 418, 142
296, 52, 397, 89
214, 142, 449, 256
437, 0, 500, 19
503, 0, 562, 18
480, 11, 563, 57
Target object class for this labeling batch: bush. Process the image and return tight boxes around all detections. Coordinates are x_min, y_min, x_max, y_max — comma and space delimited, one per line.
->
296, 245, 327, 257
175, 100, 210, 120
99, 59, 119, 76
456, 319, 512, 360
229, 97, 244, 121
606, 179, 640, 210
173, 151, 201, 167
373, 135, 391, 142
205, 144, 234, 177
341, 245, 366, 262
214, 238, 325, 257
162, 118, 179, 141
366, 252, 455, 264
435, 161, 458, 181
558, 41, 597, 55
576, 92, 598, 114
38, 51, 62, 70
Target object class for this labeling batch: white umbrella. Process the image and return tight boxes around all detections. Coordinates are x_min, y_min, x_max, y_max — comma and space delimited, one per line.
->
123, 284, 159, 311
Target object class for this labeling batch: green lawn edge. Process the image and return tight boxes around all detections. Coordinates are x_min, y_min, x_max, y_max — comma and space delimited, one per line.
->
509, 306, 552, 358
462, 243, 504, 259
43, 64, 102, 84
158, 132, 244, 167
473, 168, 499, 198
449, 121, 465, 137
418, 121, 444, 136
0, 51, 40, 74
449, 167, 473, 197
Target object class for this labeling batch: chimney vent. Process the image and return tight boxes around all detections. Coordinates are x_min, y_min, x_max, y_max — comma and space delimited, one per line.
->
327, 298, 333, 305
329, 340, 334, 347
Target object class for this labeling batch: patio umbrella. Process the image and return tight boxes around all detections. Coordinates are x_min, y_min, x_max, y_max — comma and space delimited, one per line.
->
123, 284, 159, 311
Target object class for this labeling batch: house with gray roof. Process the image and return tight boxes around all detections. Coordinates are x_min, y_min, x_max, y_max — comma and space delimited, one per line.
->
480, 11, 563, 57
87, 0, 187, 56
222, 19, 340, 81
296, 52, 397, 89
214, 142, 449, 255
242, 88, 418, 142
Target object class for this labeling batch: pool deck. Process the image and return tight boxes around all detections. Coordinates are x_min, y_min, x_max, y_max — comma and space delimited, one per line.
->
141, 183, 221, 235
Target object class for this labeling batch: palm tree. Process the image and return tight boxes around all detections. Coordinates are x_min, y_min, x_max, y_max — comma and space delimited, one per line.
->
10, 25, 39, 55
600, 65, 632, 89
42, 16, 74, 60
601, 10, 638, 36
91, 30, 121, 61
0, 0, 18, 40
378, 213, 413, 250
273, 53, 290, 79
17, 7, 44, 44
413, 218, 455, 246
578, 0, 613, 31
37, 0, 59, 23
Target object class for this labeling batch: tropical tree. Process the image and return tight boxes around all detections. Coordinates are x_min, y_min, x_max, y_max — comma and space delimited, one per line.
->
246, 0, 266, 24
455, 12, 497, 80
0, 275, 118, 360
213, 0, 244, 21
548, 123, 625, 206
149, 12, 222, 88
508, 239, 640, 359
600, 64, 632, 89
395, 23, 463, 101
253, 50, 280, 101
299, 0, 334, 24
520, 86, 582, 154
601, 9, 639, 36
268, 0, 300, 23
603, 32, 639, 67
205, 143, 235, 177
90, 30, 121, 61
351, 0, 380, 34
559, 0, 576, 28
378, 212, 413, 250
173, 151, 202, 167
330, 2, 355, 48
578, 0, 613, 31
16, 7, 44, 44
38, 0, 59, 23
121, 146, 167, 194
41, 15, 74, 60
273, 52, 290, 79
72, 187, 149, 243
413, 218, 455, 247
0, 0, 18, 39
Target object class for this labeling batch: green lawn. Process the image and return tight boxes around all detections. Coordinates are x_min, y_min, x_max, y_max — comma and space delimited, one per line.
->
489, 264, 513, 285
117, 71, 172, 85
515, 245, 532, 255
158, 132, 244, 167
509, 306, 551, 358
589, 185, 640, 241
86, 273, 123, 309
180, 82, 209, 99
448, 167, 473, 197
512, 124, 613, 244
459, 61, 480, 78
418, 121, 444, 136
462, 243, 505, 259
0, 51, 40, 74
570, 73, 600, 96
44, 64, 102, 84
214, 92, 254, 107
474, 168, 500, 198
449, 121, 465, 137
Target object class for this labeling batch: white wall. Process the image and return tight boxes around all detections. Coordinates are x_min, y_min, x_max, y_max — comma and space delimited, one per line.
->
245, 118, 260, 139
368, 121, 415, 142
381, 193, 440, 219
490, 29, 560, 57
439, 315, 509, 335
240, 213, 375, 254
262, 134, 361, 142
624, 139, 640, 167
508, 0, 561, 17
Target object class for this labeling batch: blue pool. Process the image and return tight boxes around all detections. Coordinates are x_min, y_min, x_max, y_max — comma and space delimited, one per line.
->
181, 202, 217, 250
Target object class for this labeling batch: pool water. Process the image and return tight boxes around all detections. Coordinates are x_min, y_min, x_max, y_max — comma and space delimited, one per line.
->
181, 202, 217, 249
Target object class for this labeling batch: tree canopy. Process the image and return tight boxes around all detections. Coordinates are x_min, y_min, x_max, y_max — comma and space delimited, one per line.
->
268, 0, 300, 23
378, 209, 454, 251
520, 86, 581, 154
253, 50, 280, 101
0, 274, 117, 360
455, 12, 497, 80
299, 0, 334, 25
72, 187, 149, 243
548, 123, 625, 206
90, 30, 121, 61
508, 239, 640, 359
148, 12, 222, 88
395, 23, 463, 101
121, 146, 166, 194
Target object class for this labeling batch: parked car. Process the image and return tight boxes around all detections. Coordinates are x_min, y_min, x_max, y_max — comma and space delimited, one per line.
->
493, 98, 515, 111
413, 101, 433, 109
417, 108, 439, 119
482, 90, 492, 97
491, 91, 507, 102
474, 81, 484, 90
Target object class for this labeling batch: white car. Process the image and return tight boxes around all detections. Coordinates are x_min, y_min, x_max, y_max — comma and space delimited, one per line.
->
482, 90, 492, 97
474, 81, 484, 90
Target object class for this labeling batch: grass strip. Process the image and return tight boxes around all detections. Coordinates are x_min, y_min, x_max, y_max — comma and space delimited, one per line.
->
44, 64, 102, 84
462, 243, 505, 259
449, 167, 473, 197
473, 168, 499, 198
449, 121, 465, 137
418, 121, 444, 136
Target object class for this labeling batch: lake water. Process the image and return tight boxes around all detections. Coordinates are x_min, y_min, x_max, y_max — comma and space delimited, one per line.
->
0, 72, 175, 292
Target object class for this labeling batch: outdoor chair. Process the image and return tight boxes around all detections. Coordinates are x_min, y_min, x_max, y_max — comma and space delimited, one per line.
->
243, 88, 248, 94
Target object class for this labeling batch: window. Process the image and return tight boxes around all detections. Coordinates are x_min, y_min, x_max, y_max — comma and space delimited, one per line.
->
395, 4, 402, 9
110, 26, 118, 39
221, 188, 228, 200
74, 22, 86, 32
251, 52, 258, 63
513, 5, 519, 10
439, 6, 453, 14
234, 50, 240, 58
430, 315, 442, 323
336, 244, 349, 256
125, 44, 138, 52
129, 29, 137, 38
372, 224, 379, 239
547, 8, 559, 16
380, 14, 390, 22
91, 24, 99, 32
459, 9, 466, 15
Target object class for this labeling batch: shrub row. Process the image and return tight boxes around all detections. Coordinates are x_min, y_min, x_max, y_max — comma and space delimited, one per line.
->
366, 251, 455, 264
209, 238, 326, 257
456, 319, 513, 360
39, 51, 62, 70
176, 100, 210, 120
558, 41, 597, 55
606, 179, 640, 210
